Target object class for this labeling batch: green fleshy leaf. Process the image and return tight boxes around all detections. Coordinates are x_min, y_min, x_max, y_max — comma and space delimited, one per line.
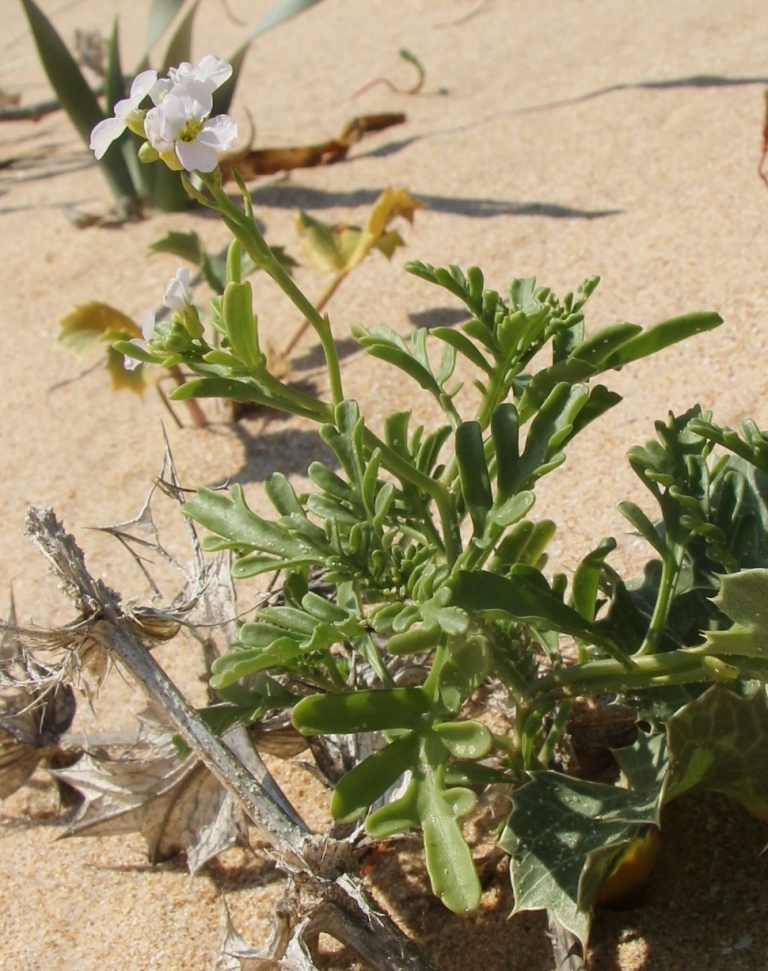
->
434, 720, 492, 759
160, 0, 199, 71
148, 230, 203, 264
570, 537, 617, 623
104, 19, 125, 113
570, 322, 642, 368
292, 687, 430, 735
209, 638, 302, 689
223, 281, 263, 370
517, 357, 597, 423
331, 732, 419, 823
366, 777, 421, 839
451, 569, 622, 657
600, 312, 723, 369
182, 485, 319, 564
418, 779, 480, 913
512, 382, 589, 490
215, 0, 327, 115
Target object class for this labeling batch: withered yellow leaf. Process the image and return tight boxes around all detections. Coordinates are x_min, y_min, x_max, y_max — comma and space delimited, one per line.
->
58, 301, 142, 356
105, 345, 149, 394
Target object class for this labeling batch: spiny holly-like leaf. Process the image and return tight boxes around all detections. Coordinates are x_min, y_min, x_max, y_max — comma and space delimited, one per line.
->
689, 568, 768, 658
661, 683, 768, 816
52, 733, 247, 874
500, 771, 661, 946
613, 731, 668, 792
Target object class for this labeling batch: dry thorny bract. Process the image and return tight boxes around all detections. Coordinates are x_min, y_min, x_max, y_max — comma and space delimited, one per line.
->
0, 447, 249, 855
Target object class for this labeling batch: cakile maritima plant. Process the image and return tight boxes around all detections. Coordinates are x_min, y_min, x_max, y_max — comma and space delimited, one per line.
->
11, 50, 768, 966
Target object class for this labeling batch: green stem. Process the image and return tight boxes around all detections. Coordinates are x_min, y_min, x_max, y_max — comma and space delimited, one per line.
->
195, 172, 345, 407
255, 367, 333, 422
363, 430, 460, 563
323, 650, 348, 690
634, 545, 684, 657
281, 268, 348, 359
537, 699, 573, 768
528, 649, 749, 698
186, 171, 461, 561
513, 698, 530, 766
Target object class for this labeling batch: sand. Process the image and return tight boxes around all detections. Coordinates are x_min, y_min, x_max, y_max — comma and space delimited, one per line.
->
2, 0, 768, 967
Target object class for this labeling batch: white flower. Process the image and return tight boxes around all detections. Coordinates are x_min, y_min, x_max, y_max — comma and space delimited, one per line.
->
123, 310, 156, 370
163, 268, 193, 312
143, 77, 238, 172
90, 70, 159, 159
168, 55, 233, 93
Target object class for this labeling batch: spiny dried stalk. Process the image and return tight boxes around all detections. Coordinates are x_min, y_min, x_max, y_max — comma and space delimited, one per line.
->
547, 912, 587, 971
22, 506, 439, 971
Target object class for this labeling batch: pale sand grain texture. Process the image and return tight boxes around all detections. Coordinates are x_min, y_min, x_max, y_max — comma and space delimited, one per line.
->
2, 1, 768, 968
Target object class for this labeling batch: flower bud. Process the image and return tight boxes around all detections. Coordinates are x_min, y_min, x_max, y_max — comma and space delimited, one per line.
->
181, 305, 204, 340
162, 315, 191, 354
138, 141, 160, 164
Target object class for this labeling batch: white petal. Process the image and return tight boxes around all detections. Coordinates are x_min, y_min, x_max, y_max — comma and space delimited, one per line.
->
129, 69, 158, 104
174, 79, 213, 120
124, 339, 148, 369
140, 309, 156, 340
150, 77, 173, 105
113, 95, 136, 120
164, 268, 192, 311
168, 61, 194, 84
194, 55, 233, 91
90, 116, 127, 158
145, 98, 186, 150
199, 114, 238, 151
175, 137, 219, 173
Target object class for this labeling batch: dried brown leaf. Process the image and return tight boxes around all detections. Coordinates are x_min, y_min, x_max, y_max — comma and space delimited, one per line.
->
219, 113, 405, 182
52, 732, 248, 874
0, 607, 76, 799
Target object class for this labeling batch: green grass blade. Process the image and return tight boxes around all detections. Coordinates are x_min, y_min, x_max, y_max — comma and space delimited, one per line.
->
150, 0, 201, 209
215, 0, 327, 115
147, 0, 187, 53
161, 0, 200, 72
104, 19, 126, 113
105, 18, 150, 196
19, 0, 137, 201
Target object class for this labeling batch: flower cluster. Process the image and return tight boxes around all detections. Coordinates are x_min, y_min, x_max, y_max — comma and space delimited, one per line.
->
90, 56, 237, 173
123, 267, 202, 370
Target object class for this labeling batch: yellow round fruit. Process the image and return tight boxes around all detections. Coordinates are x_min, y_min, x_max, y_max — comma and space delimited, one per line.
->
597, 827, 662, 910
